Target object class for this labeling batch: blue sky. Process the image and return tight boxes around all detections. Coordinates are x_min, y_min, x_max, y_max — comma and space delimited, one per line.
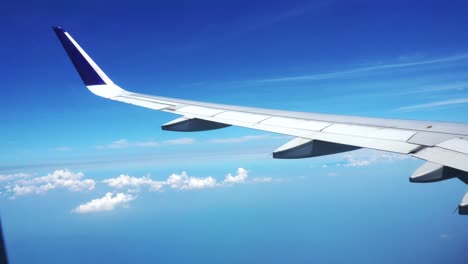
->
1, 0, 468, 263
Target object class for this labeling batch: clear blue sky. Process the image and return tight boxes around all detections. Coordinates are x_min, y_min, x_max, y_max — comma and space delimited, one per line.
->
1, 0, 468, 263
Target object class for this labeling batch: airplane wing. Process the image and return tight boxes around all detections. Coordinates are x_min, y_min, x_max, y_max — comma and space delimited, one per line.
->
52, 26, 468, 214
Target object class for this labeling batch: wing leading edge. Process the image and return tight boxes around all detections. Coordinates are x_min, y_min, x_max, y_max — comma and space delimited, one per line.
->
53, 27, 468, 215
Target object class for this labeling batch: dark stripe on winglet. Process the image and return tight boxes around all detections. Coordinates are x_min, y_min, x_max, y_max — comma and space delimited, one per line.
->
52, 26, 106, 86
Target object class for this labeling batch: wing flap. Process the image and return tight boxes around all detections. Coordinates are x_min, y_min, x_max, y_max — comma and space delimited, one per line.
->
413, 147, 468, 172
437, 138, 468, 154
407, 131, 458, 146
412, 138, 468, 172
322, 123, 416, 141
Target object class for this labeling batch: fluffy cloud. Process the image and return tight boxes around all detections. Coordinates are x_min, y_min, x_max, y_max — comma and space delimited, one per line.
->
72, 192, 135, 214
4, 169, 95, 198
0, 173, 30, 182
102, 168, 260, 193
103, 174, 164, 192
166, 172, 217, 190
83, 168, 260, 214
2, 168, 274, 214
223, 168, 248, 184
102, 172, 218, 191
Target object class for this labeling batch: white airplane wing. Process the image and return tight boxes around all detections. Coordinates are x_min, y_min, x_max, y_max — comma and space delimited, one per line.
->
53, 27, 468, 214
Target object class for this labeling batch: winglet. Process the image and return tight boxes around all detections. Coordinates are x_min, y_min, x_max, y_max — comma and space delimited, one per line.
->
53, 26, 113, 86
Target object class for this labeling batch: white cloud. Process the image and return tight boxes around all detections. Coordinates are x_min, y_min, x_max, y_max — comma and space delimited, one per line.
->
3, 168, 276, 214
209, 135, 271, 144
223, 168, 248, 184
340, 151, 411, 168
167, 168, 251, 189
252, 177, 273, 183
166, 171, 217, 190
343, 155, 372, 167
0, 173, 30, 182
72, 192, 135, 214
397, 98, 468, 112
97, 139, 130, 149
102, 168, 257, 193
5, 169, 95, 198
103, 174, 164, 192
163, 138, 195, 145
102, 171, 219, 191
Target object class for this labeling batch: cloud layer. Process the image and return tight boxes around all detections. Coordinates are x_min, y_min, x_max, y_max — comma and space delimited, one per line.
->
101, 168, 251, 193
74, 168, 267, 214
103, 174, 164, 192
2, 168, 275, 214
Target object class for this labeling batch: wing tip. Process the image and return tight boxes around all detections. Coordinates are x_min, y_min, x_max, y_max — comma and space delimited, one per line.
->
52, 26, 65, 35
53, 26, 109, 86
